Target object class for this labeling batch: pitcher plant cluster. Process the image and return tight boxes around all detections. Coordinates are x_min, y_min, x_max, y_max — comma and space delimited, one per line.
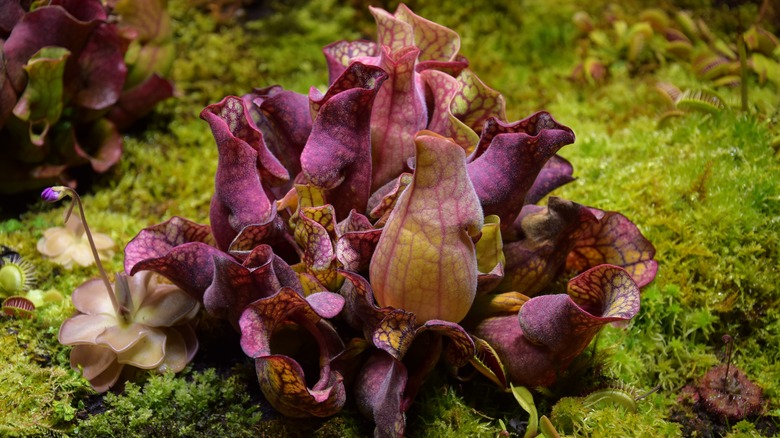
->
0, 0, 173, 194
47, 4, 657, 437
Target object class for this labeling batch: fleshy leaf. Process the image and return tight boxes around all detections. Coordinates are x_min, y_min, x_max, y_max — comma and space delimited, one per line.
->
511, 385, 539, 438
301, 62, 387, 218
71, 22, 126, 111
450, 69, 506, 134
294, 205, 342, 291
371, 4, 460, 62
335, 211, 381, 274
369, 45, 428, 190
12, 46, 70, 145
467, 112, 575, 230
335, 229, 382, 274
420, 69, 479, 150
475, 214, 505, 293
201, 96, 289, 250
322, 39, 378, 84
73, 117, 122, 173
367, 172, 413, 226
419, 319, 475, 367
124, 216, 221, 300
203, 244, 302, 328
524, 155, 575, 205
355, 351, 407, 438
2, 3, 103, 92
244, 86, 312, 197
463, 291, 530, 327
338, 270, 388, 335
497, 198, 595, 296
239, 287, 346, 418
566, 209, 658, 287
475, 266, 640, 387
519, 265, 641, 358
335, 209, 374, 235
112, 0, 173, 90
372, 309, 418, 361
466, 335, 508, 388
108, 73, 174, 130
370, 132, 483, 323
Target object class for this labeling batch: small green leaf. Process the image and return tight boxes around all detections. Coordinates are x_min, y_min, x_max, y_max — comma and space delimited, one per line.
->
510, 384, 538, 438
539, 415, 561, 438
12, 46, 70, 145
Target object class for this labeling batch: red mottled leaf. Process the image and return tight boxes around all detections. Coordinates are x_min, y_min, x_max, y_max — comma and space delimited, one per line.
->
228, 218, 298, 265
371, 4, 460, 62
450, 69, 506, 134
302, 62, 387, 218
566, 209, 658, 287
335, 210, 380, 273
322, 39, 378, 85
519, 264, 641, 361
371, 309, 418, 361
467, 112, 575, 230
203, 244, 302, 328
475, 266, 640, 388
419, 319, 475, 367
420, 69, 479, 150
305, 291, 345, 319
367, 172, 412, 225
239, 287, 346, 417
294, 205, 342, 291
497, 198, 596, 296
338, 270, 385, 334
335, 228, 382, 274
335, 209, 374, 235
124, 216, 220, 300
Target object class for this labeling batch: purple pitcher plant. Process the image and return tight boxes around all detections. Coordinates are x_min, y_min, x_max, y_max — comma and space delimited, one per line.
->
118, 4, 656, 436
0, 0, 173, 193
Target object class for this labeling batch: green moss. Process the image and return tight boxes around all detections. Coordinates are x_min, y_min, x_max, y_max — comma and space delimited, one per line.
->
0, 316, 88, 436
551, 395, 683, 437
75, 369, 264, 437
406, 375, 503, 438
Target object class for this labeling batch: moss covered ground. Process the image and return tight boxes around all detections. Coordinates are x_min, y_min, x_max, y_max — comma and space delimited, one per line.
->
1, 0, 778, 436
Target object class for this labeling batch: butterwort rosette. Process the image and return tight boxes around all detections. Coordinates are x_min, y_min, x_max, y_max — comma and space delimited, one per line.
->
120, 3, 658, 436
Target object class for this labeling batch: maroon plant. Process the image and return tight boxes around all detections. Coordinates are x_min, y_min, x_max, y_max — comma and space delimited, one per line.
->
121, 4, 657, 436
0, 0, 173, 194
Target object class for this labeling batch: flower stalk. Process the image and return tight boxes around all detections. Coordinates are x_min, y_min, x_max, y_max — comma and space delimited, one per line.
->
41, 186, 127, 321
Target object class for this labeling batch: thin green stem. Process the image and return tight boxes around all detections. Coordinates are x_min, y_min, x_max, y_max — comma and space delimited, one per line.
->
61, 188, 122, 318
